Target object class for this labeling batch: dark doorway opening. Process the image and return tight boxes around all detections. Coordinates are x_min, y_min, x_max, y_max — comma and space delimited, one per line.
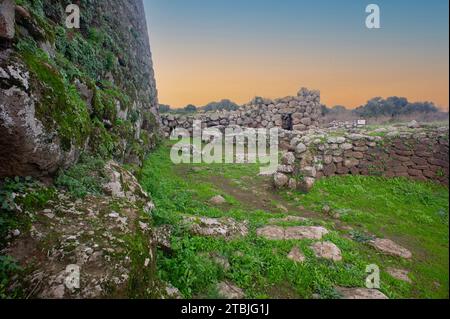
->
282, 114, 293, 130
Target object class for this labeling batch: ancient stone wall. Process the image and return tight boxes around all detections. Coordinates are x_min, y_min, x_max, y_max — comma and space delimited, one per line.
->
274, 125, 449, 191
0, 0, 160, 178
161, 88, 322, 136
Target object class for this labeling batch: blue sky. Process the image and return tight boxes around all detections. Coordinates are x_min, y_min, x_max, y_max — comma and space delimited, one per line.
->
143, 0, 449, 109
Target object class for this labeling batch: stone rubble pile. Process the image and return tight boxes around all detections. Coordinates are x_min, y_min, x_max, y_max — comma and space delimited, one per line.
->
274, 125, 449, 191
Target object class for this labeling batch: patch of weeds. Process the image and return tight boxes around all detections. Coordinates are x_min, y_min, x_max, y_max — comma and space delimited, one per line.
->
349, 230, 375, 243
0, 177, 33, 212
0, 255, 23, 299
18, 187, 56, 212
157, 236, 221, 298
0, 177, 46, 247
314, 285, 342, 299
56, 155, 107, 198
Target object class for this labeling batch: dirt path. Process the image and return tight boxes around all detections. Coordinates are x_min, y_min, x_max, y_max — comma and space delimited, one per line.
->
175, 165, 355, 233
177, 165, 323, 216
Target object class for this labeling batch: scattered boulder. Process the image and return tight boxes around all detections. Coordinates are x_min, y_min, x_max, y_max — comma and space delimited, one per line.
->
370, 238, 412, 259
209, 195, 226, 205
287, 246, 305, 263
386, 268, 412, 283
183, 216, 248, 239
285, 226, 329, 240
336, 287, 388, 299
217, 281, 245, 299
310, 241, 342, 261
256, 225, 328, 240
256, 225, 285, 240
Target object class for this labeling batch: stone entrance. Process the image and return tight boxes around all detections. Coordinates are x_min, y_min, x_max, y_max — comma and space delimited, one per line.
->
282, 114, 293, 131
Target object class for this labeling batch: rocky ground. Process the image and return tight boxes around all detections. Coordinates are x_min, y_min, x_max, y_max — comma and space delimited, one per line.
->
0, 160, 170, 298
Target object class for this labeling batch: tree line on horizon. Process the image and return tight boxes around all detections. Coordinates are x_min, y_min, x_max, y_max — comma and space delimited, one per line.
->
326, 96, 442, 118
160, 96, 447, 118
159, 99, 240, 114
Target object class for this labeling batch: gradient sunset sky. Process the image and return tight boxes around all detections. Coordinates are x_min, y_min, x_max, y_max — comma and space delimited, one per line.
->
143, 0, 449, 110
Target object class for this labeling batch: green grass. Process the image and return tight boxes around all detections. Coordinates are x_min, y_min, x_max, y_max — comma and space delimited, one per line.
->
139, 142, 449, 299
284, 175, 449, 298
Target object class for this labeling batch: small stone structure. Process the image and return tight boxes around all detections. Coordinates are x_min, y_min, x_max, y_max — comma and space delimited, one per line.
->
274, 125, 449, 191
161, 88, 322, 136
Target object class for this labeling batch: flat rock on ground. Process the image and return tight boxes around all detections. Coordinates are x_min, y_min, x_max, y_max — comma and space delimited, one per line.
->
386, 268, 412, 283
183, 216, 248, 239
310, 241, 342, 261
256, 225, 328, 240
370, 238, 412, 259
209, 195, 227, 205
217, 281, 245, 299
336, 287, 388, 299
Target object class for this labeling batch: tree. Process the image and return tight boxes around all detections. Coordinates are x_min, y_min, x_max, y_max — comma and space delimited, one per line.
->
184, 104, 197, 113
353, 96, 438, 118
201, 99, 239, 112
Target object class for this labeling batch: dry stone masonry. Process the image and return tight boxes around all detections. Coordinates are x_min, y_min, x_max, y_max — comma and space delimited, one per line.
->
161, 88, 322, 136
275, 124, 449, 191
160, 85, 448, 190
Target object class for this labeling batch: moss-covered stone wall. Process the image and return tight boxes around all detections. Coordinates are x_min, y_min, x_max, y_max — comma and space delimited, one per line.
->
0, 0, 160, 178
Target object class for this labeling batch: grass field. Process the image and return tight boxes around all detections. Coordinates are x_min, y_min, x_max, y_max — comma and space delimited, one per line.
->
139, 142, 449, 299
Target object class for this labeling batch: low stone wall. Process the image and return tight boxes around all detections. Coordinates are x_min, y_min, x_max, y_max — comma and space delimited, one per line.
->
274, 125, 449, 191
161, 88, 322, 136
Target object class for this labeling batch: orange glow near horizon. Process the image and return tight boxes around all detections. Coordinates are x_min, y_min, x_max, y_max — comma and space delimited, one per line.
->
153, 52, 449, 110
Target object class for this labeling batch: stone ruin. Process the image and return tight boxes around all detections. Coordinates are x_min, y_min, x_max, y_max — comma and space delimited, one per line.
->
161, 88, 322, 136
160, 87, 449, 191
275, 125, 449, 192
